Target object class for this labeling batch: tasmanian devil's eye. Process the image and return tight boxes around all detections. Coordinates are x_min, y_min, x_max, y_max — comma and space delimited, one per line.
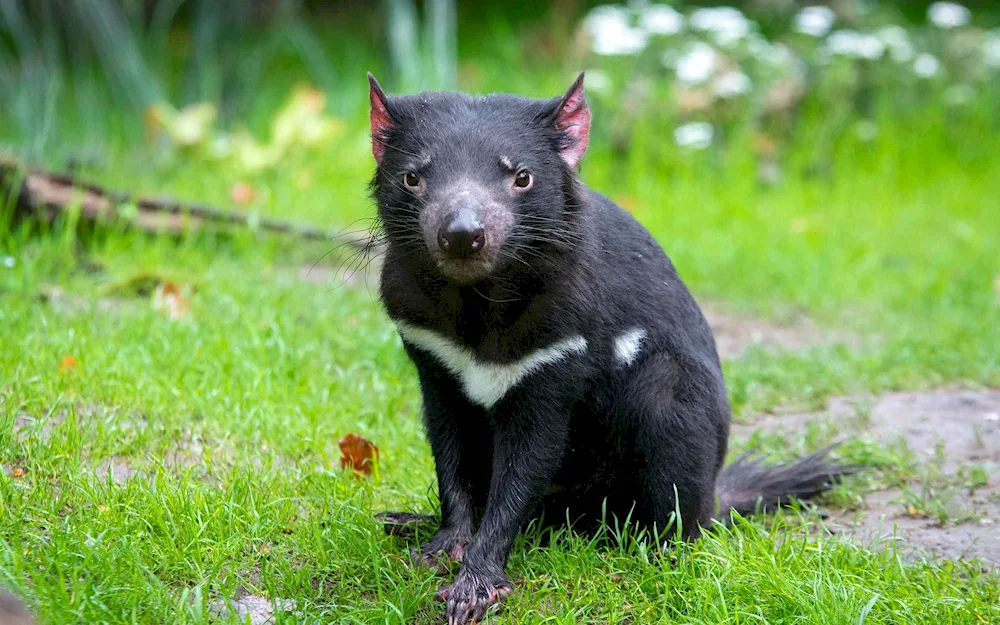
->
403, 172, 422, 188
513, 170, 532, 189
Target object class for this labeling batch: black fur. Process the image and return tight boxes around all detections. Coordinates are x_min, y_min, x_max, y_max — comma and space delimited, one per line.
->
368, 74, 853, 624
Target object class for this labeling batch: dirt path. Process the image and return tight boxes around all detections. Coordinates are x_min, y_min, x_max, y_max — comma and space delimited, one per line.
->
732, 389, 1000, 568
696, 300, 863, 359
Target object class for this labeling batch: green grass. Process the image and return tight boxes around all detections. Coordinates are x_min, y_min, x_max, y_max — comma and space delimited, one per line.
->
1, 243, 998, 622
3, 12, 1000, 625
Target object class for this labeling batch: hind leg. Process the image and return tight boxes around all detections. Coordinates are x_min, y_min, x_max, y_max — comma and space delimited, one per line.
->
621, 352, 730, 539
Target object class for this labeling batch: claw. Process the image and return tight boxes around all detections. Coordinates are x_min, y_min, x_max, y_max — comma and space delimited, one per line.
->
435, 584, 451, 602
492, 585, 513, 601
447, 599, 473, 625
438, 573, 513, 624
412, 537, 467, 573
411, 546, 449, 573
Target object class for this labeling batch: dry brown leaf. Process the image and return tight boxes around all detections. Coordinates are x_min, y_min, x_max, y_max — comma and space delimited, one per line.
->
58, 356, 77, 373
339, 433, 379, 477
230, 182, 256, 206
152, 282, 192, 320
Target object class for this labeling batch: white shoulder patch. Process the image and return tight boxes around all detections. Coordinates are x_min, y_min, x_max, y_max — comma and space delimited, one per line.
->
613, 328, 647, 366
395, 321, 588, 409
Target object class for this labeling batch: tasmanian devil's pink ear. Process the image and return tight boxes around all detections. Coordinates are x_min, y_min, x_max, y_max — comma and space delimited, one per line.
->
368, 72, 393, 164
551, 72, 590, 168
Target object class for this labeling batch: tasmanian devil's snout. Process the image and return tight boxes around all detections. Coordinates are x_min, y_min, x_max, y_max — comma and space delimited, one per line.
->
417, 185, 514, 283
437, 208, 485, 258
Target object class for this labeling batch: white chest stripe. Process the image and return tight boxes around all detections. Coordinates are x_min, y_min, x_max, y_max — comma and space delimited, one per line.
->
395, 321, 588, 409
613, 327, 647, 366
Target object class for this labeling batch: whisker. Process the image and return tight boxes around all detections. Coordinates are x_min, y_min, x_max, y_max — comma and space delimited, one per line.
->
472, 285, 521, 304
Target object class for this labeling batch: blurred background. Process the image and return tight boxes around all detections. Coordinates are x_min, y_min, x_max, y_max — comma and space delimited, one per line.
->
3, 1, 998, 176
1, 0, 998, 312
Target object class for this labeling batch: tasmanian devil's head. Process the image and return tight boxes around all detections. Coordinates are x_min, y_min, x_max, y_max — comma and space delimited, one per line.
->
368, 73, 590, 285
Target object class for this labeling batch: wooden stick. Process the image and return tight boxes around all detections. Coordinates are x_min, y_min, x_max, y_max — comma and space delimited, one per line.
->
0, 158, 371, 250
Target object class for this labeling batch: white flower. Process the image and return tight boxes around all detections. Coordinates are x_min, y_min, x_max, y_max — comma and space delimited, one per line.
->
640, 4, 684, 35
984, 31, 1000, 68
713, 71, 752, 98
583, 5, 648, 55
914, 53, 940, 77
876, 25, 915, 62
674, 122, 714, 149
928, 2, 971, 29
690, 7, 751, 47
2, 256, 14, 268
794, 6, 836, 38
585, 69, 612, 94
825, 30, 885, 60
674, 42, 718, 85
583, 5, 628, 32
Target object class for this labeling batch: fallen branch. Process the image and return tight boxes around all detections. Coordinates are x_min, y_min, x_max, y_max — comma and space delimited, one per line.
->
0, 158, 370, 250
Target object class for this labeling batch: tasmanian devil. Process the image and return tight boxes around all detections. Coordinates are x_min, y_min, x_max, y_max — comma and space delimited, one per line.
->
367, 72, 852, 625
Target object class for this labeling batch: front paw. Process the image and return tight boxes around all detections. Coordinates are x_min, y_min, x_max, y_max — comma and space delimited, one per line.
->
411, 530, 469, 573
435, 569, 513, 625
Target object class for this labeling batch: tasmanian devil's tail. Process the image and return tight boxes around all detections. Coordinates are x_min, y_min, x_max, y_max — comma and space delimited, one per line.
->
714, 444, 858, 520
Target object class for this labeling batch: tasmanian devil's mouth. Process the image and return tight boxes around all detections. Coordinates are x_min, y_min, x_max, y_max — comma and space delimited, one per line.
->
436, 257, 494, 284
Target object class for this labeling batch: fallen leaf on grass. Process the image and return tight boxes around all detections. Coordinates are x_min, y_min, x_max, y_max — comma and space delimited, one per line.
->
339, 433, 379, 477
152, 282, 193, 320
58, 356, 77, 373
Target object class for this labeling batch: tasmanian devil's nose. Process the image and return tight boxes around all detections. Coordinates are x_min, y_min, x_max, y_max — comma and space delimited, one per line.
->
437, 210, 485, 258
